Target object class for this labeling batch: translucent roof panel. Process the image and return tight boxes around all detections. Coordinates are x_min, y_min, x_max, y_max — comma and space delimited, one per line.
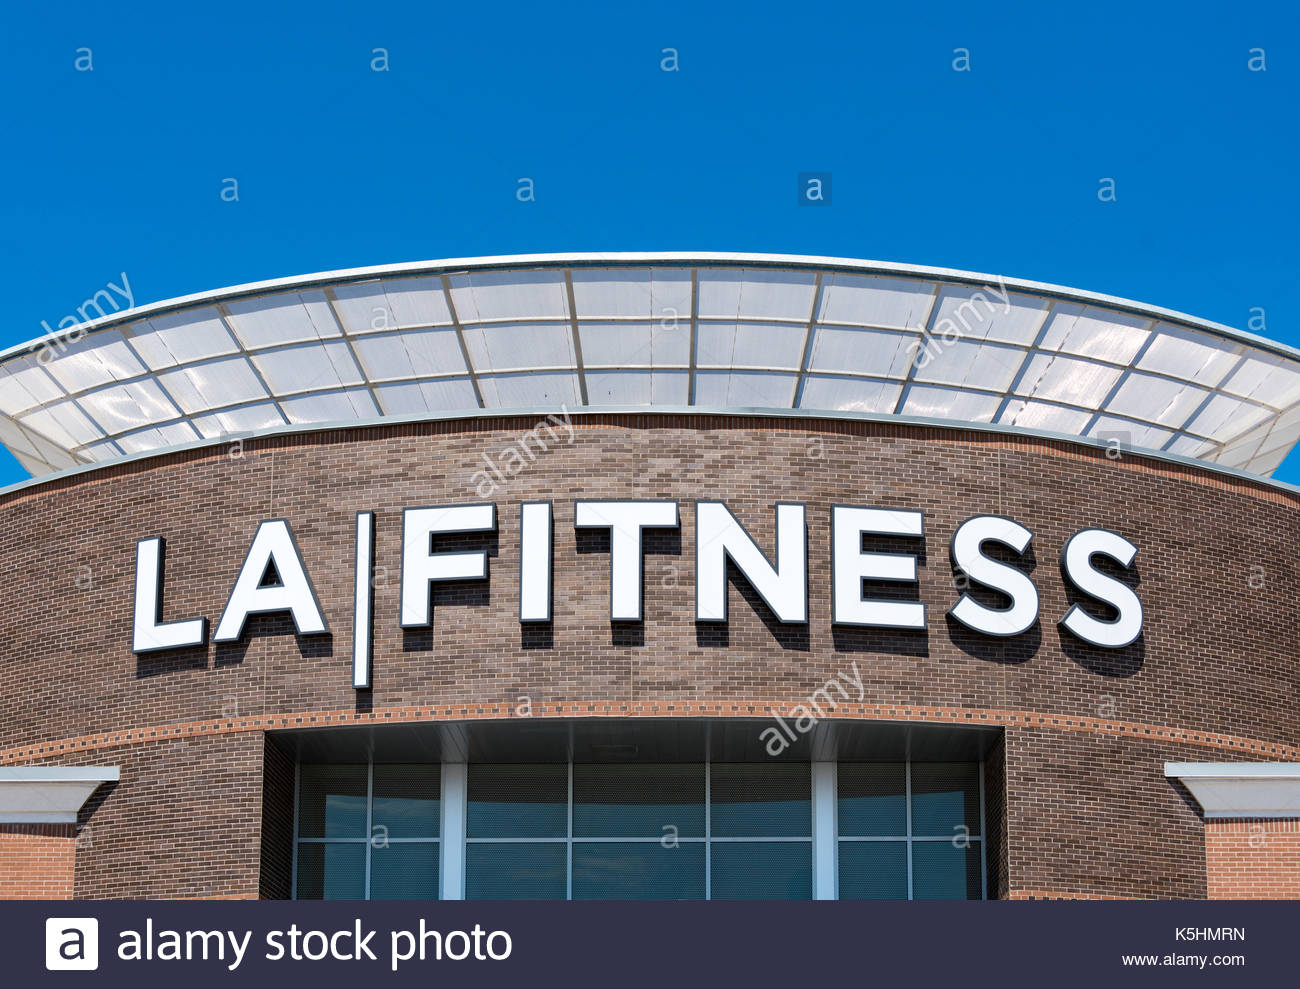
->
461, 322, 575, 373
697, 268, 817, 321
0, 354, 64, 415
352, 328, 468, 381
374, 378, 481, 415
930, 287, 1050, 346
585, 370, 689, 406
130, 307, 240, 370
0, 253, 1296, 481
997, 398, 1093, 434
41, 330, 145, 393
570, 268, 693, 320
798, 376, 901, 415
1038, 304, 1151, 363
578, 321, 690, 368
816, 273, 935, 329
478, 371, 580, 408
694, 370, 796, 408
911, 340, 1024, 391
806, 326, 915, 378
696, 321, 807, 370
225, 290, 340, 348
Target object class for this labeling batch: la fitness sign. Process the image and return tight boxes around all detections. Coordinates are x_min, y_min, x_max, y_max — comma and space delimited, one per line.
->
132, 500, 1143, 688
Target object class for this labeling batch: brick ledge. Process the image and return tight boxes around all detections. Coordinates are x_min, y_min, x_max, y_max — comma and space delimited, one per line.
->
2, 703, 1297, 765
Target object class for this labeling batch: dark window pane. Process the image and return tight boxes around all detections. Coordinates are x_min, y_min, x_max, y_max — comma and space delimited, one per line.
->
297, 765, 367, 838
912, 841, 982, 900
838, 841, 907, 900
837, 763, 905, 836
573, 764, 704, 838
468, 764, 567, 838
711, 841, 811, 900
467, 842, 567, 900
910, 763, 981, 837
372, 765, 440, 839
369, 842, 439, 900
572, 842, 704, 899
710, 763, 810, 837
295, 843, 365, 900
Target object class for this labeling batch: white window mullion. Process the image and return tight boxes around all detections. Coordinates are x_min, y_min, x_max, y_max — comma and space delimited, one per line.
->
440, 762, 468, 899
566, 757, 574, 901
979, 758, 988, 900
904, 759, 914, 901
704, 759, 712, 900
364, 761, 374, 900
811, 761, 837, 900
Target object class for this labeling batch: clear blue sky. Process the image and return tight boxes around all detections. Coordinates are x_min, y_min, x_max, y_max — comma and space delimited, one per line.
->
1, 2, 1296, 483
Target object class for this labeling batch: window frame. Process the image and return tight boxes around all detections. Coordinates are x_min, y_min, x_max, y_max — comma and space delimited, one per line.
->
465, 758, 814, 900
835, 758, 987, 900
291, 760, 441, 901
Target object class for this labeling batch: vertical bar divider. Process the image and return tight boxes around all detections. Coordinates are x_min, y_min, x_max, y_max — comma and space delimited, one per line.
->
440, 762, 468, 900
364, 761, 374, 900
811, 761, 838, 900
904, 759, 914, 901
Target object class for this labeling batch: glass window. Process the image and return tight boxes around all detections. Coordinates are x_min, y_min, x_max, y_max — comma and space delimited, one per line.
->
297, 764, 367, 838
294, 762, 439, 900
837, 763, 905, 836
467, 759, 811, 900
468, 764, 567, 838
838, 841, 907, 900
370, 842, 439, 900
710, 762, 810, 837
911, 763, 981, 837
295, 842, 365, 900
837, 759, 984, 900
912, 842, 982, 900
467, 843, 567, 900
573, 764, 704, 837
373, 765, 440, 839
711, 841, 811, 900
572, 842, 705, 900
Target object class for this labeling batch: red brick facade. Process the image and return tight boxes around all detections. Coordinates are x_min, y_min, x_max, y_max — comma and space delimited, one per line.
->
1206, 820, 1300, 899
0, 412, 1296, 898
0, 824, 76, 898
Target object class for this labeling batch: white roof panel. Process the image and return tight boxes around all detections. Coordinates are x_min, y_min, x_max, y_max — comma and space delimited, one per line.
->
586, 370, 690, 406
696, 321, 807, 370
578, 321, 690, 368
697, 268, 817, 322
1039, 304, 1150, 363
930, 287, 1049, 346
570, 268, 693, 320
130, 308, 239, 369
797, 375, 902, 415
1, 254, 1296, 480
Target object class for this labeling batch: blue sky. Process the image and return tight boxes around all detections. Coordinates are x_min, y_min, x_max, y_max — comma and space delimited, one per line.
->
1, 1, 1296, 483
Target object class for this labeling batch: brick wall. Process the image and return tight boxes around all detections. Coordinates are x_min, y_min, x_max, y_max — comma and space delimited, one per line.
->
0, 824, 75, 898
1206, 819, 1300, 898
0, 413, 1294, 898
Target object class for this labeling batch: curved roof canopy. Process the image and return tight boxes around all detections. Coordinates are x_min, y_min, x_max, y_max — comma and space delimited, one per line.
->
3, 253, 1299, 480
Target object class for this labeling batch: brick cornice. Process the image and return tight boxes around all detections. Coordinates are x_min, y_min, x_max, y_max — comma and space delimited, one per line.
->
3, 703, 1297, 766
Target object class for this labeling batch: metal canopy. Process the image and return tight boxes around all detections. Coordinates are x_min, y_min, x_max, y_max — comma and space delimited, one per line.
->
3, 253, 1298, 478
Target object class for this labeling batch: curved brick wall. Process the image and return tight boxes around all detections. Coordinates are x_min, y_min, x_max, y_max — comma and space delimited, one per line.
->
1, 413, 1297, 899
